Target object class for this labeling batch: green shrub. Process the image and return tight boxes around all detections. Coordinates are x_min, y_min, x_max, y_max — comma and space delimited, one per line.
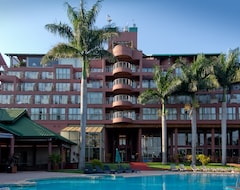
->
91, 159, 103, 168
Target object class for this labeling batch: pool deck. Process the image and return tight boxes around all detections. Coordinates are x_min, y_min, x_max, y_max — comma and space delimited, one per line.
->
0, 169, 239, 186
0, 170, 168, 185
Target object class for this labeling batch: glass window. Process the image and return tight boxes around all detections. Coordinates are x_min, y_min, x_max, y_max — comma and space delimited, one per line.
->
35, 95, 50, 104
50, 108, 65, 120
87, 80, 103, 88
87, 108, 102, 120
0, 95, 13, 104
56, 68, 71, 79
88, 92, 102, 104
199, 107, 216, 120
53, 95, 68, 104
68, 108, 80, 120
21, 83, 35, 91
42, 72, 54, 79
71, 95, 80, 104
30, 108, 47, 120
58, 58, 82, 68
219, 107, 236, 120
2, 83, 14, 91
73, 83, 80, 91
143, 108, 158, 120
25, 71, 39, 79
38, 83, 53, 91
16, 95, 32, 104
166, 108, 177, 120
7, 71, 23, 78
56, 83, 70, 91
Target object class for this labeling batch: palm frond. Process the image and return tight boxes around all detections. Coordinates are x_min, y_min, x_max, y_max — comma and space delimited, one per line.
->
45, 23, 73, 41
41, 43, 80, 64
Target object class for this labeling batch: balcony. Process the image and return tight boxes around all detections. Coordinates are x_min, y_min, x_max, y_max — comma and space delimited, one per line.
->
112, 78, 133, 92
112, 45, 132, 59
112, 111, 136, 124
112, 61, 132, 76
112, 95, 133, 108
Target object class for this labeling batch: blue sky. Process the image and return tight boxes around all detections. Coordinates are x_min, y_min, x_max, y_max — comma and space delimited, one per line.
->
0, 0, 239, 64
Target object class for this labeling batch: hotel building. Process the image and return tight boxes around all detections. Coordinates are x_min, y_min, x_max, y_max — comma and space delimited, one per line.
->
1, 25, 240, 164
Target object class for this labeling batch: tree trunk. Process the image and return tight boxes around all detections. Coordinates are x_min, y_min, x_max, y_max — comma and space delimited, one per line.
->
221, 101, 227, 165
161, 102, 167, 164
79, 57, 88, 170
191, 101, 197, 166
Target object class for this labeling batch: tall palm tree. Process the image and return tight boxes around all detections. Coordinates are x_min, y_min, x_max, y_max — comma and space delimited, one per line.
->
212, 48, 240, 165
176, 54, 213, 165
41, 0, 117, 169
138, 64, 181, 164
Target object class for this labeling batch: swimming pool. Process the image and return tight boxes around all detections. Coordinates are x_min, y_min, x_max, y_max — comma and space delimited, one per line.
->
5, 173, 239, 190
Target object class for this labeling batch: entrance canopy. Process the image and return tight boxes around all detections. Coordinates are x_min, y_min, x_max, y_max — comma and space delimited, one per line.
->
0, 132, 13, 138
61, 125, 103, 133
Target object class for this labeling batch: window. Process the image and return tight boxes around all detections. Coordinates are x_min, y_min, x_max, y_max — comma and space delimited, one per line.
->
2, 83, 14, 91
35, 95, 50, 104
68, 108, 80, 120
58, 58, 82, 68
56, 68, 71, 79
220, 107, 236, 120
0, 95, 13, 104
30, 108, 47, 120
71, 95, 80, 104
53, 95, 68, 104
88, 92, 102, 104
73, 83, 80, 91
199, 107, 216, 120
42, 72, 53, 79
56, 83, 70, 91
87, 80, 103, 88
16, 95, 32, 104
142, 80, 155, 88
87, 108, 102, 120
38, 83, 53, 91
50, 108, 65, 120
25, 71, 39, 79
7, 71, 23, 78
143, 108, 158, 120
166, 108, 177, 120
21, 83, 35, 91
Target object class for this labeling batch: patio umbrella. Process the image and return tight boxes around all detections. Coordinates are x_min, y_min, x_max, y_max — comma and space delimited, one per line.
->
115, 148, 121, 164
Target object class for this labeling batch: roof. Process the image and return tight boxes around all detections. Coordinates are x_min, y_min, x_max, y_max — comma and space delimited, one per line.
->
0, 108, 75, 145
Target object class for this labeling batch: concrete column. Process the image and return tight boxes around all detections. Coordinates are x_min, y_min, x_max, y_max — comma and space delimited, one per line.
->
10, 136, 15, 156
48, 139, 52, 171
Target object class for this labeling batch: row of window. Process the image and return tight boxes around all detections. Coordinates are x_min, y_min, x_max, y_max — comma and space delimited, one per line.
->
0, 93, 102, 104
28, 107, 240, 121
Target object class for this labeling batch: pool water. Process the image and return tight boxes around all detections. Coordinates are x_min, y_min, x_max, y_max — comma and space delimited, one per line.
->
8, 173, 238, 190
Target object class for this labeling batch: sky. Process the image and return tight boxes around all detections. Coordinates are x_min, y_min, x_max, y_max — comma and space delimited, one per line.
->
0, 0, 240, 65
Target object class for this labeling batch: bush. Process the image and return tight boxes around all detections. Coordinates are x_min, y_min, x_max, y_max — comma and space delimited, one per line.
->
91, 159, 103, 168
197, 154, 210, 165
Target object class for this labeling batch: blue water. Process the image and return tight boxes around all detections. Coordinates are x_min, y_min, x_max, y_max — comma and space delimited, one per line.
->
7, 173, 238, 190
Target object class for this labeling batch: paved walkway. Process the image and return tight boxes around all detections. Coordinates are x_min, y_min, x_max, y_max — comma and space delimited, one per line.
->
0, 170, 166, 186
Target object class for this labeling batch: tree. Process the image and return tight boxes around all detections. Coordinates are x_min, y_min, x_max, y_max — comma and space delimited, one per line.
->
138, 64, 181, 164
212, 48, 240, 165
176, 54, 213, 166
41, 0, 118, 169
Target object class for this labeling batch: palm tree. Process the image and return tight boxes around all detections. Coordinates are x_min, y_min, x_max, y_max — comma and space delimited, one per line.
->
176, 54, 213, 166
138, 64, 181, 164
41, 0, 117, 169
212, 48, 240, 165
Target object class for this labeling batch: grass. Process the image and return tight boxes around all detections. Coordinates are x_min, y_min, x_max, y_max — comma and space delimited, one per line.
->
55, 162, 240, 173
